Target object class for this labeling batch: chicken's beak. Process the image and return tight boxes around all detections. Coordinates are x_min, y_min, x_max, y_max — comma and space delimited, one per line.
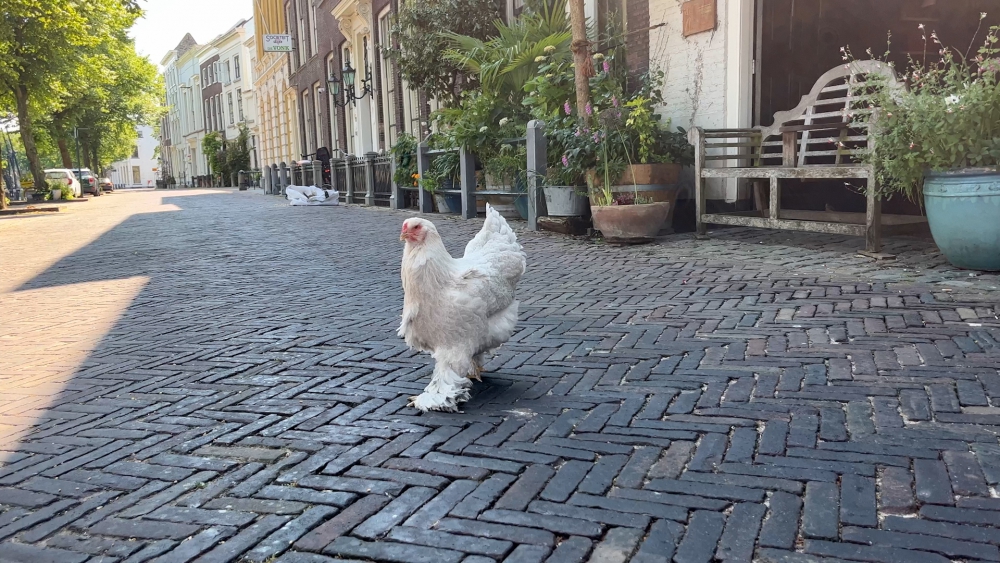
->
399, 231, 408, 242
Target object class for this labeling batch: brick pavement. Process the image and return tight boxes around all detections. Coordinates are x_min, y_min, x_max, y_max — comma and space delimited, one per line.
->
1, 188, 999, 563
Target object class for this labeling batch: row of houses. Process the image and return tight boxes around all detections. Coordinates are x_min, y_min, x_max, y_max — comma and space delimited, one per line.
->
158, 20, 258, 186
158, 0, 989, 210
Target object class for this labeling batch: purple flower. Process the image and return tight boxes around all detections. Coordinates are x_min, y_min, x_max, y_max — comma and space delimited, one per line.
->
574, 128, 581, 137
561, 154, 569, 167
611, 95, 619, 107
585, 102, 593, 116
603, 61, 610, 73
564, 101, 572, 115
592, 132, 600, 143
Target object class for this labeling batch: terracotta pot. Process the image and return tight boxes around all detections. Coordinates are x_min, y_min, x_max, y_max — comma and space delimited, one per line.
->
591, 202, 671, 244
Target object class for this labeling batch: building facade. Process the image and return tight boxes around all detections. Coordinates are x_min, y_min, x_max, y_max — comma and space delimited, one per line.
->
109, 125, 159, 188
253, 0, 298, 169
160, 33, 206, 187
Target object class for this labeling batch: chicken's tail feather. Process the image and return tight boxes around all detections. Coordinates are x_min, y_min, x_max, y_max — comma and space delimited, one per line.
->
483, 203, 517, 244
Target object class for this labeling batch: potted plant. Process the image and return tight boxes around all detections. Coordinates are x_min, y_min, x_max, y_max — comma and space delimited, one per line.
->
524, 53, 589, 217
858, 19, 1000, 270
428, 149, 463, 213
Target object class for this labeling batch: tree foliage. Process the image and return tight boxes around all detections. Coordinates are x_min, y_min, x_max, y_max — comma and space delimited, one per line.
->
386, 0, 500, 106
0, 0, 159, 194
202, 125, 252, 187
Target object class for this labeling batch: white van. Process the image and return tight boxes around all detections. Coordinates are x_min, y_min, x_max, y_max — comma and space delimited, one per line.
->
43, 169, 83, 198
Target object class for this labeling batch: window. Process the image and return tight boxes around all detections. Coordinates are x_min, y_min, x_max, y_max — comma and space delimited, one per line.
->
343, 46, 355, 154
132, 166, 141, 184
378, 9, 397, 147
297, 0, 308, 64
313, 82, 322, 150
217, 95, 224, 130
310, 3, 319, 57
237, 89, 244, 121
224, 60, 232, 83
234, 55, 241, 80
302, 89, 315, 154
137, 129, 144, 138
202, 68, 208, 83
287, 3, 299, 68
132, 145, 139, 159
204, 100, 211, 130
228, 93, 235, 125
208, 64, 214, 84
327, 54, 339, 150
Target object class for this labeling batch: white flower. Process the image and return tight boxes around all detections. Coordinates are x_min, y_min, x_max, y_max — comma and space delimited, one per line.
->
535, 56, 546, 63
945, 94, 961, 105
479, 126, 488, 132
543, 45, 556, 54
498, 117, 510, 126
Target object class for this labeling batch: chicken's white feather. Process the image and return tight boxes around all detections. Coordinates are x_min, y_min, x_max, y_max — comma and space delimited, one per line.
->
398, 204, 526, 412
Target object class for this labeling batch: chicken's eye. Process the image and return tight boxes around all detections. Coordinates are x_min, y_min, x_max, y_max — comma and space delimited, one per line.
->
413, 225, 421, 230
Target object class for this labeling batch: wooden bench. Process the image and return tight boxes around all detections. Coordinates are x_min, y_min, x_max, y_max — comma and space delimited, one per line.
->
690, 61, 923, 254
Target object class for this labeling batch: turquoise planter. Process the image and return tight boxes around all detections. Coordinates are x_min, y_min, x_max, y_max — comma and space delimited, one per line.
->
923, 169, 1000, 271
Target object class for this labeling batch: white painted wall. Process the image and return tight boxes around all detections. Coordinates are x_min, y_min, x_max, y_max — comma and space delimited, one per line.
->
648, 0, 754, 202
108, 125, 160, 188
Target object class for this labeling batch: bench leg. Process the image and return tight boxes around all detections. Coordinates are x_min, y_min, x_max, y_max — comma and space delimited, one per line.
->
695, 175, 707, 236
753, 180, 767, 218
865, 173, 882, 253
769, 176, 781, 223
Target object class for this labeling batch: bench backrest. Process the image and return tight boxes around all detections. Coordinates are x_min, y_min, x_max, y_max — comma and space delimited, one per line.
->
758, 60, 902, 167
695, 61, 903, 169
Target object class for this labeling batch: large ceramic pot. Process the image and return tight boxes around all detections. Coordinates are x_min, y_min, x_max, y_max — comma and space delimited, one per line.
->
923, 169, 1000, 271
544, 186, 589, 217
433, 193, 463, 214
591, 202, 671, 244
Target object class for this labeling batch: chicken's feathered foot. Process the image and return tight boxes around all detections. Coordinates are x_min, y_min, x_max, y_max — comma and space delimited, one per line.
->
409, 360, 474, 412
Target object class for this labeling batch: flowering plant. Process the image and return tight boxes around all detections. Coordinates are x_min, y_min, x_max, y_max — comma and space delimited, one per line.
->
852, 17, 1000, 201
523, 53, 693, 196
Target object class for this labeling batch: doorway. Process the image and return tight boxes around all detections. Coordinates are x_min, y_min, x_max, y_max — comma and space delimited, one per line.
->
753, 0, 1000, 214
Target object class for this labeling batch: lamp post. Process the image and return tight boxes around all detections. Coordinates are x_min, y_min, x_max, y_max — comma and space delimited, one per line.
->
326, 60, 373, 108
73, 127, 88, 171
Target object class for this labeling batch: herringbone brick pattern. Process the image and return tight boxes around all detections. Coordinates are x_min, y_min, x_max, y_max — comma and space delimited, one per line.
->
1, 189, 999, 563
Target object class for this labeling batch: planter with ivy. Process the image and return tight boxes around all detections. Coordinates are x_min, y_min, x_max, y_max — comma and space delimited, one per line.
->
860, 20, 1000, 270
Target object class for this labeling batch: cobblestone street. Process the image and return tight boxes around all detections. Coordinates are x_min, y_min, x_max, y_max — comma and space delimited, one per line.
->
2, 188, 1000, 563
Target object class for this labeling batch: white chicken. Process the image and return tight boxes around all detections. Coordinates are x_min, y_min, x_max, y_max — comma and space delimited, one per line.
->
398, 204, 527, 412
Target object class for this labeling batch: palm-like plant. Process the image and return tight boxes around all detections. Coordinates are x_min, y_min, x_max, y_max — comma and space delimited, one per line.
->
443, 0, 571, 106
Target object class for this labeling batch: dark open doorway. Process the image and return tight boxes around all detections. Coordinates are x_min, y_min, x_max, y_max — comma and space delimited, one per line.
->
753, 0, 1000, 215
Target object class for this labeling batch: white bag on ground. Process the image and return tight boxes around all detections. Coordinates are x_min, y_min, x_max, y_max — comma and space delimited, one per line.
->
286, 185, 339, 206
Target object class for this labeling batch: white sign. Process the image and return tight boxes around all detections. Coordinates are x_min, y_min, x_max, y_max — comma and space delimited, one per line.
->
263, 34, 293, 52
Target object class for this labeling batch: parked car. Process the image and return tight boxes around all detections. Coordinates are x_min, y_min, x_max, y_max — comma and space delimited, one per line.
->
99, 177, 114, 192
43, 169, 82, 198
71, 168, 100, 196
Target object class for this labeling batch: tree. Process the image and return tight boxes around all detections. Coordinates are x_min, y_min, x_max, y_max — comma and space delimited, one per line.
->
386, 0, 499, 106
0, 0, 142, 189
568, 0, 592, 120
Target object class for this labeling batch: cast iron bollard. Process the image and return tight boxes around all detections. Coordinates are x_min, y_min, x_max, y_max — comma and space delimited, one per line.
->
278, 162, 289, 196
313, 160, 324, 188
526, 120, 547, 231
364, 152, 377, 206
344, 156, 354, 202
416, 143, 433, 213
459, 146, 476, 219
390, 155, 403, 210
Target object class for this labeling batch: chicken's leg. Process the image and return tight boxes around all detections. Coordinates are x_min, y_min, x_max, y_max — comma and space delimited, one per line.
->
409, 354, 473, 413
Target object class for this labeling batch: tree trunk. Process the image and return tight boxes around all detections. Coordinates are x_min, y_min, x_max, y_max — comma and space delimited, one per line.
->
569, 0, 592, 121
0, 144, 7, 210
56, 136, 73, 168
14, 84, 46, 194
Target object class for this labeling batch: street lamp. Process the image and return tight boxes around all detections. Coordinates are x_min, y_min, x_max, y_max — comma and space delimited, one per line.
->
327, 60, 372, 108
